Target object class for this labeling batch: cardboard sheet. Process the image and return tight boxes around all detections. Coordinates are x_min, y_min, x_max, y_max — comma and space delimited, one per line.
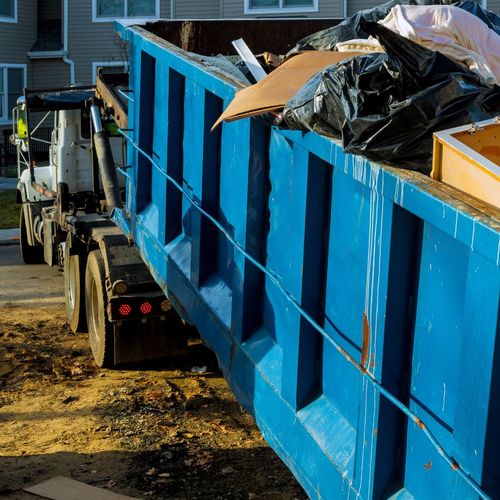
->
212, 51, 363, 129
23, 476, 138, 500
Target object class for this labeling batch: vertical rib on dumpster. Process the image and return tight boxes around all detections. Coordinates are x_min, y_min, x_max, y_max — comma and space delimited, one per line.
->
373, 205, 422, 497
230, 119, 270, 345
135, 51, 155, 214
165, 69, 185, 245
295, 154, 331, 410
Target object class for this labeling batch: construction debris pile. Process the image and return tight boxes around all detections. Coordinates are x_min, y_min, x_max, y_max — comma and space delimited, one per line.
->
279, 11, 500, 172
218, 0, 500, 174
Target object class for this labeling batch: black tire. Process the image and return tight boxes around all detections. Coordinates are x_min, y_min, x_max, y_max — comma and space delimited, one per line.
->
64, 234, 87, 333
19, 208, 44, 264
85, 250, 114, 367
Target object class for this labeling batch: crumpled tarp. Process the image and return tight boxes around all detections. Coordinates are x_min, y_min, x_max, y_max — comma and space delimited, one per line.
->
278, 21, 500, 173
287, 0, 500, 54
287, 0, 450, 54
379, 5, 500, 85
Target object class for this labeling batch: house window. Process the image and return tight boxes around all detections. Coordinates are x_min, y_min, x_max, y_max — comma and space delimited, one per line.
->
244, 0, 318, 14
0, 65, 25, 124
92, 61, 128, 84
93, 0, 159, 22
0, 0, 16, 22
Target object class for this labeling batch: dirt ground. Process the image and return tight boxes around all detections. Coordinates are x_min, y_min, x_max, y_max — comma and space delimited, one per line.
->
0, 246, 306, 500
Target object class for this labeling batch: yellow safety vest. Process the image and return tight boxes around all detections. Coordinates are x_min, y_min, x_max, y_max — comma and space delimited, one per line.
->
18, 117, 27, 139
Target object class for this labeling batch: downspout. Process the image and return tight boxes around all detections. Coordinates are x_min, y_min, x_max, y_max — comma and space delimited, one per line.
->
170, 0, 175, 19
343, 0, 348, 18
63, 0, 75, 84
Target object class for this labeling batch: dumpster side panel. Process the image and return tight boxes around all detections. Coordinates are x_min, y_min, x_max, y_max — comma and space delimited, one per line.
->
114, 25, 500, 500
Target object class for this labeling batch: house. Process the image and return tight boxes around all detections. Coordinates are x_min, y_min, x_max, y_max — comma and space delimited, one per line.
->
0, 0, 499, 166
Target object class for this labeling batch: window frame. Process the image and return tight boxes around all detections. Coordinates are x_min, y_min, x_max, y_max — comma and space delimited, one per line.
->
244, 0, 318, 15
92, 61, 129, 84
0, 0, 17, 23
0, 63, 27, 125
92, 0, 160, 23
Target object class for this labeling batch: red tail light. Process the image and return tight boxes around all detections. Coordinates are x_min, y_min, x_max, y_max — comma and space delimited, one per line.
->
118, 303, 132, 317
140, 301, 153, 315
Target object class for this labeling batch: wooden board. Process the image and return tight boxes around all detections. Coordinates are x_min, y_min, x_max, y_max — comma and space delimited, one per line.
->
23, 476, 138, 500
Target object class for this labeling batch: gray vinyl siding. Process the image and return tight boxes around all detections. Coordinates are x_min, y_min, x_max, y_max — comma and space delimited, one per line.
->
68, 0, 131, 84
487, 0, 499, 12
161, 0, 171, 17
222, 0, 246, 16
174, 0, 221, 18
30, 59, 70, 88
222, 0, 341, 18
347, 0, 378, 16
0, 0, 37, 64
68, 0, 170, 84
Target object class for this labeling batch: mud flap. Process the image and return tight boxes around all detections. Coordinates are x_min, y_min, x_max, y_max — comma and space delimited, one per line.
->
113, 312, 188, 365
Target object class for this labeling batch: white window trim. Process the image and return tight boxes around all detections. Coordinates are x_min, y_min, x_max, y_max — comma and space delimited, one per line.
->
0, 63, 27, 125
244, 0, 318, 15
0, 0, 17, 23
92, 61, 129, 84
92, 0, 160, 23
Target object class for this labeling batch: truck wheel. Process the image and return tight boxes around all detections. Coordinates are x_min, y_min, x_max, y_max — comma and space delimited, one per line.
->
19, 209, 43, 264
64, 235, 87, 333
85, 250, 114, 368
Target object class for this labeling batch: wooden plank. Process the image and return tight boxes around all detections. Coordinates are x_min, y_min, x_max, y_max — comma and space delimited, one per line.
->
24, 476, 138, 500
95, 72, 129, 130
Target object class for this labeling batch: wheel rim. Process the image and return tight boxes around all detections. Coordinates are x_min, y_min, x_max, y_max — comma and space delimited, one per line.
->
67, 257, 76, 311
89, 276, 102, 353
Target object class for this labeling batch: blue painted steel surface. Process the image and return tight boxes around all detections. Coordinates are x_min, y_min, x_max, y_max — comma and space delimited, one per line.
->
113, 22, 500, 499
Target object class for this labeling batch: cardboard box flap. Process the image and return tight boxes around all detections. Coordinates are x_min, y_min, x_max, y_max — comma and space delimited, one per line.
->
213, 51, 363, 130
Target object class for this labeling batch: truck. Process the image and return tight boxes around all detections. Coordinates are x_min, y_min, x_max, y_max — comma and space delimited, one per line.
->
13, 83, 186, 367
12, 18, 500, 500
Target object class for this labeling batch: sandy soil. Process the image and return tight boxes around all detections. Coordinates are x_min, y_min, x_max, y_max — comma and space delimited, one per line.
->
0, 247, 306, 499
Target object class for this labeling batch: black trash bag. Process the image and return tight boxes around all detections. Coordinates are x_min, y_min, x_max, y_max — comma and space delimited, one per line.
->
279, 21, 500, 173
287, 0, 453, 54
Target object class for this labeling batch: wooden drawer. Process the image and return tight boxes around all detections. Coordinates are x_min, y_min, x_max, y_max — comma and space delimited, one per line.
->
432, 118, 500, 209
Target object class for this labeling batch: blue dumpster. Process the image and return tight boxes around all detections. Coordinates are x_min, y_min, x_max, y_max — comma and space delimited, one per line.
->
113, 20, 500, 499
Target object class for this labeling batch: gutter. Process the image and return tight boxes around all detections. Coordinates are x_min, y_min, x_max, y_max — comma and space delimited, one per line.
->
62, 0, 75, 84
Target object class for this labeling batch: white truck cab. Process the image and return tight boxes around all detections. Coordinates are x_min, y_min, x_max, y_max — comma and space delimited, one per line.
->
12, 88, 126, 266
13, 94, 124, 206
